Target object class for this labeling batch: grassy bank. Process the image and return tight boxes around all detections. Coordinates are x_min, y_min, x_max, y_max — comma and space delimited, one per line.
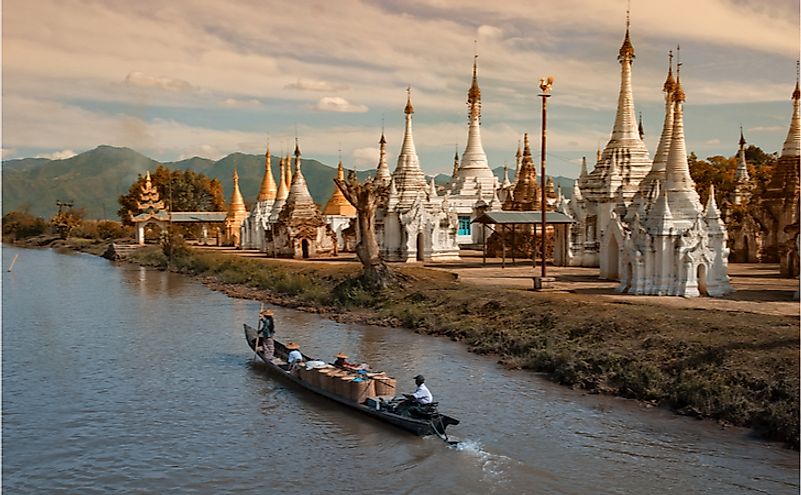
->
132, 245, 799, 448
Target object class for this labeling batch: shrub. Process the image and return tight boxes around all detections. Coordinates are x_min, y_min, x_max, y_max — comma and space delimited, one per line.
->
2, 211, 49, 239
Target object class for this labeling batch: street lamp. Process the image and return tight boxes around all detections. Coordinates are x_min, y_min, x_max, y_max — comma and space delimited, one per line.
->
538, 75, 553, 279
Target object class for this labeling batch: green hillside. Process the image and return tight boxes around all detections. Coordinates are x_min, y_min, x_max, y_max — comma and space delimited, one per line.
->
2, 145, 575, 219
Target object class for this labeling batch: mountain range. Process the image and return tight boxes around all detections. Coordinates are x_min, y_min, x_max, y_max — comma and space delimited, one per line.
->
2, 145, 574, 219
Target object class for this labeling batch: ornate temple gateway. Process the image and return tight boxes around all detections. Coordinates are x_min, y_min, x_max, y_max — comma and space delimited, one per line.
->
376, 89, 461, 262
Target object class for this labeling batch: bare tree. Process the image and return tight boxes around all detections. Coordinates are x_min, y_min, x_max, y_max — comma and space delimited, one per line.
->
334, 170, 396, 289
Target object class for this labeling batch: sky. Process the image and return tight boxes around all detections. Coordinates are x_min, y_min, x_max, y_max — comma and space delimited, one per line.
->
2, 0, 799, 179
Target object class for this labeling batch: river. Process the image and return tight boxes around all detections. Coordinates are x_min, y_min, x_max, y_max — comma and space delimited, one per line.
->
2, 245, 798, 494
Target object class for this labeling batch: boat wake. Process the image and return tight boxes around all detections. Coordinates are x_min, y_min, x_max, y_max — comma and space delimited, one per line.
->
451, 438, 513, 483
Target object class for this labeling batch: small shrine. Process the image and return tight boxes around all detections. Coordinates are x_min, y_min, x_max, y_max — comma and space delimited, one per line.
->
322, 160, 357, 251
224, 168, 248, 246
267, 141, 337, 258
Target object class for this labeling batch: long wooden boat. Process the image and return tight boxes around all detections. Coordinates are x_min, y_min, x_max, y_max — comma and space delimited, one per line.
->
244, 324, 460, 440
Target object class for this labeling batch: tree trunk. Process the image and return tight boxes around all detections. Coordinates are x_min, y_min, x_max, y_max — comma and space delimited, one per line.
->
335, 172, 395, 289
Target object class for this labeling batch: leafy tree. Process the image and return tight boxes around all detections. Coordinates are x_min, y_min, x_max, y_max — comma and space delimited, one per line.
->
117, 165, 226, 225
2, 211, 49, 240
50, 206, 86, 239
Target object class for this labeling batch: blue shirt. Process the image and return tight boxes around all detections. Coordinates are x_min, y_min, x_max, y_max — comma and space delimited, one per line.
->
287, 350, 303, 364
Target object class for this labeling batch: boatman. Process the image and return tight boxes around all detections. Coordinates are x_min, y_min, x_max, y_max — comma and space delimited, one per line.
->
411, 374, 433, 405
257, 309, 276, 362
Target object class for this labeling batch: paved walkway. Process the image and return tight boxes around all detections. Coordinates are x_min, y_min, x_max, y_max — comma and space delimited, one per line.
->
428, 251, 800, 317
196, 246, 800, 318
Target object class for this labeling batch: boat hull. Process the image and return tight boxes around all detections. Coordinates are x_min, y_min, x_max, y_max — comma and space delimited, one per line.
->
244, 324, 458, 437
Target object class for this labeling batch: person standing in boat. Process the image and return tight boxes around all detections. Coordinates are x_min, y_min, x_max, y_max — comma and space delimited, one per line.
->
411, 375, 433, 405
257, 309, 276, 363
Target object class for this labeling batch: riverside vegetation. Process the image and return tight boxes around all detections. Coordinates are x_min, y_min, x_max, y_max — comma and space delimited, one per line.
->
4, 211, 797, 448
127, 241, 799, 449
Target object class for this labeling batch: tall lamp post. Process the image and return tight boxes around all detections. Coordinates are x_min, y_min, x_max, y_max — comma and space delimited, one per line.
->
538, 76, 553, 278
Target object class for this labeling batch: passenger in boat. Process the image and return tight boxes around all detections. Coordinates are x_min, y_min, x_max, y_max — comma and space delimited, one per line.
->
286, 342, 304, 370
411, 375, 433, 405
257, 309, 276, 362
333, 352, 356, 370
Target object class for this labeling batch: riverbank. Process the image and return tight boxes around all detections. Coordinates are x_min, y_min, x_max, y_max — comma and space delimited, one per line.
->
7, 237, 797, 447
117, 243, 800, 449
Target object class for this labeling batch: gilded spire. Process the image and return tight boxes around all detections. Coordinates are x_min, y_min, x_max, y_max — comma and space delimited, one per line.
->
618, 9, 635, 62
663, 50, 675, 94
453, 49, 495, 193
228, 167, 247, 215
739, 125, 746, 147
609, 12, 640, 142
275, 157, 289, 201
651, 51, 676, 175
393, 86, 427, 200
322, 160, 356, 216
673, 46, 685, 103
664, 57, 701, 222
257, 142, 277, 202
452, 148, 459, 178
467, 51, 481, 117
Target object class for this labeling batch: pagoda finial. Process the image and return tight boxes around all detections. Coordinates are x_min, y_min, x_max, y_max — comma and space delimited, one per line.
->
663, 50, 676, 94
404, 86, 414, 115
618, 6, 635, 62
793, 60, 800, 101
638, 112, 644, 139
739, 124, 746, 147
673, 45, 685, 103
294, 137, 301, 157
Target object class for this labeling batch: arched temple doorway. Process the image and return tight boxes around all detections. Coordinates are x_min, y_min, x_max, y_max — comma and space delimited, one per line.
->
697, 264, 708, 296
416, 233, 424, 261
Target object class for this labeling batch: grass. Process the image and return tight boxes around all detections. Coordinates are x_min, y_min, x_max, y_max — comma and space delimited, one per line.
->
130, 245, 800, 448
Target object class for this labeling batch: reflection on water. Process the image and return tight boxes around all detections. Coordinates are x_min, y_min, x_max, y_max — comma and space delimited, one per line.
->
2, 245, 799, 494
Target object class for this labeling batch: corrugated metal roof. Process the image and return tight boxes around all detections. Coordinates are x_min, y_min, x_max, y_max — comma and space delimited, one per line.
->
170, 212, 228, 222
471, 211, 574, 224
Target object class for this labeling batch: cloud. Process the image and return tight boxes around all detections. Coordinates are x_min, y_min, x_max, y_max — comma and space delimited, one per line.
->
2, 148, 16, 160
351, 147, 380, 169
123, 71, 193, 92
313, 96, 369, 113
747, 125, 786, 133
36, 149, 77, 160
221, 97, 263, 108
285, 79, 350, 92
477, 25, 503, 39
704, 138, 722, 145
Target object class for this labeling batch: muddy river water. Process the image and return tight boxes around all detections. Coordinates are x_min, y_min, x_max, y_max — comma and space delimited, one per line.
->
3, 246, 798, 494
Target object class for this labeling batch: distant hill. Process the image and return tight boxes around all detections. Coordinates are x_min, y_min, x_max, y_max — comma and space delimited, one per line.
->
2, 146, 576, 219
2, 146, 378, 219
